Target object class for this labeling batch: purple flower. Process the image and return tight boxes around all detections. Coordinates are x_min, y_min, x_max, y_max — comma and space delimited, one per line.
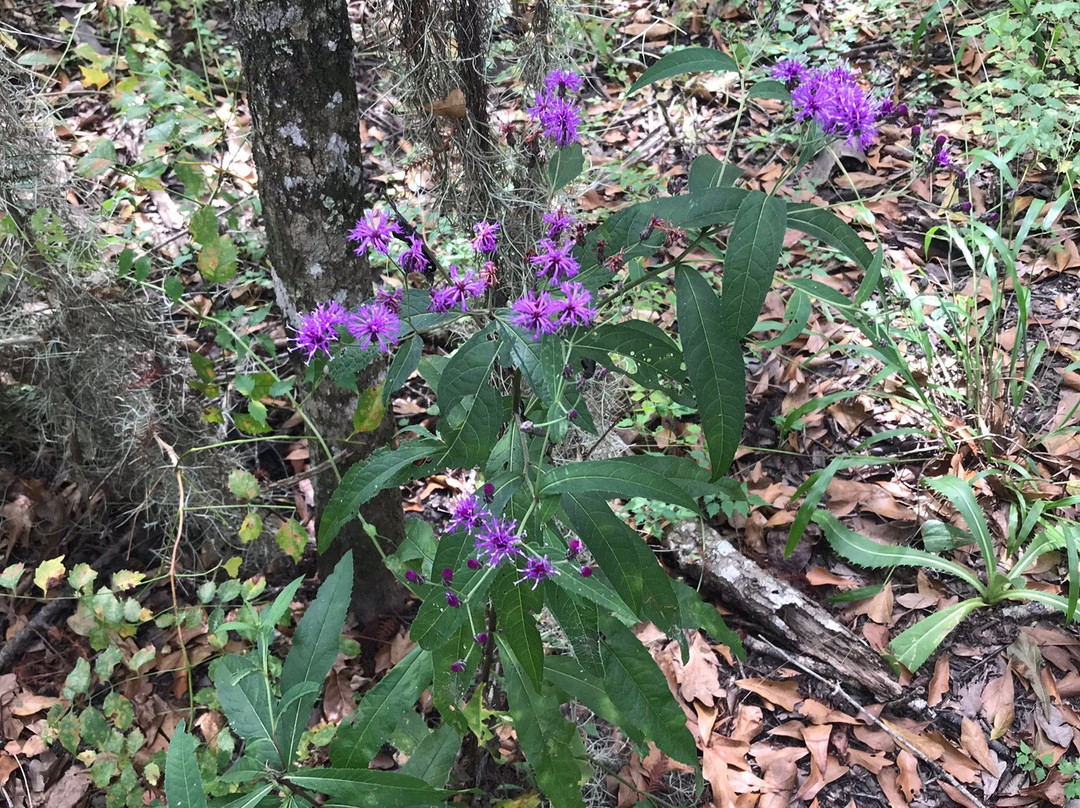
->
771, 58, 808, 86
450, 660, 466, 673
566, 538, 583, 559
473, 517, 523, 567
474, 632, 489, 645
543, 209, 575, 239
347, 209, 401, 257
441, 567, 454, 584
528, 92, 581, 146
544, 68, 583, 96
347, 303, 400, 353
428, 265, 487, 313
530, 238, 580, 284
470, 220, 501, 253
935, 147, 954, 169
292, 301, 349, 362
482, 482, 495, 503
446, 494, 490, 535
467, 558, 480, 570
517, 555, 558, 589
405, 569, 424, 584
554, 282, 597, 329
399, 235, 430, 274
580, 565, 593, 577
446, 591, 461, 608
790, 65, 881, 150
510, 289, 560, 340
375, 287, 403, 314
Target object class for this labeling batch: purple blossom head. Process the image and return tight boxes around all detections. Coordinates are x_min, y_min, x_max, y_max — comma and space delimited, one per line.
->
347, 209, 401, 257
450, 659, 466, 673
790, 65, 881, 150
347, 303, 400, 353
544, 69, 583, 96
510, 289, 560, 340
399, 235, 431, 274
530, 238, 580, 284
473, 516, 522, 567
441, 567, 453, 584
482, 482, 495, 503
446, 494, 490, 535
566, 538, 583, 559
543, 209, 575, 239
528, 92, 581, 147
375, 287, 403, 314
580, 565, 593, 577
292, 301, 348, 362
474, 632, 489, 645
467, 558, 481, 570
771, 58, 808, 87
428, 265, 487, 313
935, 149, 953, 169
445, 591, 461, 608
470, 220, 501, 253
405, 569, 423, 584
517, 555, 558, 589
554, 282, 597, 329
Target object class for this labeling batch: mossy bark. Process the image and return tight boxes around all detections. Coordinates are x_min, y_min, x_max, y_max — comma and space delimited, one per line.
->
232, 0, 405, 623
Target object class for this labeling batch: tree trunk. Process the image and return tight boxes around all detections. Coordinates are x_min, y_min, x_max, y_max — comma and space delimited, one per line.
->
231, 0, 406, 623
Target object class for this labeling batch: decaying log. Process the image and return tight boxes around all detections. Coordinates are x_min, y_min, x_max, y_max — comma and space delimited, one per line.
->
664, 521, 904, 701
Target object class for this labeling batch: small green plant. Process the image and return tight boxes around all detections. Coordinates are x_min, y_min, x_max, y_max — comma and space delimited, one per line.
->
1017, 741, 1054, 781
809, 473, 1080, 671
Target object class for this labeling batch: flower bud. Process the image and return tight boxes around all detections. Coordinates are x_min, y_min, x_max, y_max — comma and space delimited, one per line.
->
467, 558, 481, 570
441, 567, 453, 584
450, 660, 466, 673
405, 569, 424, 585
580, 565, 593, 577
474, 632, 489, 645
446, 592, 461, 607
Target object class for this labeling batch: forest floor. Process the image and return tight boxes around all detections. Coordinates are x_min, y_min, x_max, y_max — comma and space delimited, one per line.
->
1, 0, 1080, 807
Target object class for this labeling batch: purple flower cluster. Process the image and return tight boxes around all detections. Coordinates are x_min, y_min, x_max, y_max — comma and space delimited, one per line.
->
517, 554, 558, 589
509, 225, 596, 339
428, 265, 488, 313
775, 60, 882, 151
292, 301, 349, 362
528, 68, 584, 147
470, 220, 500, 254
399, 235, 430, 274
346, 302, 400, 353
348, 209, 401, 256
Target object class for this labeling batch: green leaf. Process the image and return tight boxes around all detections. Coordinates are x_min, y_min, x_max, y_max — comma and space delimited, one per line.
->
719, 190, 787, 339
228, 469, 259, 502
173, 151, 204, 197
492, 570, 544, 689
786, 204, 875, 271
399, 723, 461, 788
598, 614, 698, 765
35, 555, 66, 595
924, 476, 996, 575
275, 518, 307, 561
330, 647, 434, 768
62, 657, 92, 699
68, 562, 98, 592
745, 79, 790, 100
675, 267, 745, 478
498, 637, 589, 808
811, 510, 986, 594
238, 512, 262, 544
0, 562, 25, 590
544, 656, 651, 750
198, 237, 239, 284
278, 552, 353, 766
687, 154, 743, 193
546, 586, 605, 676
165, 721, 208, 808
538, 459, 698, 511
549, 143, 585, 188
628, 46, 738, 94
410, 532, 495, 649
319, 438, 443, 551
572, 320, 685, 392
671, 578, 744, 658
208, 784, 275, 808
326, 343, 378, 394
889, 598, 983, 672
437, 330, 502, 468
76, 139, 117, 178
164, 274, 184, 304
383, 333, 422, 404
189, 206, 219, 246
287, 768, 450, 808
212, 655, 281, 768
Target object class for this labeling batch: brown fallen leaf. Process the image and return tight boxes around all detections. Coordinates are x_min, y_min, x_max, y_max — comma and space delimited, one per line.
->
735, 678, 802, 711
981, 665, 1015, 740
801, 723, 832, 772
848, 748, 892, 773
896, 749, 921, 801
678, 633, 722, 707
702, 744, 738, 808
805, 566, 860, 589
960, 717, 998, 774
876, 766, 909, 808
927, 655, 950, 707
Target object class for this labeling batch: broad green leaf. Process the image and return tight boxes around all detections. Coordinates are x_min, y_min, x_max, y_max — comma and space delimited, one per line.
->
383, 333, 422, 404
212, 655, 281, 768
628, 46, 738, 94
560, 493, 679, 629
165, 721, 208, 808
68, 562, 98, 592
319, 438, 443, 550
889, 598, 983, 672
745, 79, 790, 100
492, 569, 544, 689
812, 510, 986, 594
208, 784, 275, 808
546, 586, 605, 676
549, 143, 585, 188
671, 578, 744, 658
437, 330, 502, 468
598, 614, 698, 765
189, 205, 219, 246
786, 204, 875, 271
331, 647, 433, 768
410, 532, 495, 649
498, 637, 589, 808
287, 768, 450, 807
688, 154, 743, 192
430, 622, 485, 736
572, 320, 685, 393
278, 552, 353, 765
76, 138, 117, 177
400, 723, 461, 788
326, 343, 378, 394
198, 237, 239, 284
538, 459, 698, 511
1066, 524, 1080, 622
228, 469, 259, 502
0, 562, 25, 590
925, 476, 996, 574
545, 656, 647, 747
238, 512, 262, 544
675, 267, 745, 478
62, 657, 91, 699
719, 190, 787, 339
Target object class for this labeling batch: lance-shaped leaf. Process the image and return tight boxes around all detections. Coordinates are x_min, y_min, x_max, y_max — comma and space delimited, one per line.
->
719, 190, 787, 339
675, 267, 745, 479
410, 530, 496, 649
538, 459, 698, 512
629, 46, 738, 94
212, 655, 281, 768
546, 586, 605, 676
437, 330, 502, 468
331, 646, 434, 768
287, 768, 451, 808
319, 437, 443, 550
165, 721, 208, 808
400, 724, 462, 788
889, 598, 983, 672
492, 569, 544, 690
924, 476, 997, 575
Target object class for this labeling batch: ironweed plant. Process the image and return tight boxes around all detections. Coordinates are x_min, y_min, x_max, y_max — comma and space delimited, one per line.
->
164, 52, 892, 808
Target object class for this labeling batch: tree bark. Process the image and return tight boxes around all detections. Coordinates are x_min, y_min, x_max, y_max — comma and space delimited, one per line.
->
232, 0, 406, 623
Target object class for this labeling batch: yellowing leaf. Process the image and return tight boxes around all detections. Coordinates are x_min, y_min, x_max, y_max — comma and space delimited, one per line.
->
35, 555, 66, 594
112, 569, 146, 592
228, 469, 259, 501
81, 65, 110, 89
353, 384, 387, 433
68, 562, 98, 592
239, 511, 263, 544
197, 237, 238, 284
275, 518, 307, 561
223, 556, 242, 577
0, 562, 25, 590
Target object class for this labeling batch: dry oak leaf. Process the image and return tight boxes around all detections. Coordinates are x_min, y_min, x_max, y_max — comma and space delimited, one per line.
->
876, 766, 909, 808
981, 665, 1015, 740
797, 753, 848, 802
959, 716, 998, 774
677, 633, 722, 707
927, 655, 950, 708
848, 748, 892, 774
735, 678, 802, 711
896, 749, 921, 801
805, 566, 860, 589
